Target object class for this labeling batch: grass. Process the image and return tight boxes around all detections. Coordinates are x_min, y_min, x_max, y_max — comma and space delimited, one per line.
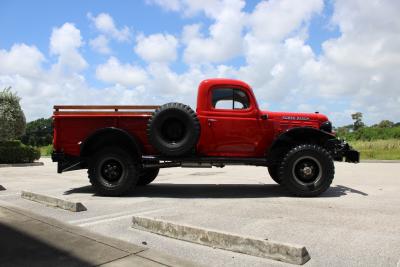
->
39, 145, 53, 156
348, 139, 400, 160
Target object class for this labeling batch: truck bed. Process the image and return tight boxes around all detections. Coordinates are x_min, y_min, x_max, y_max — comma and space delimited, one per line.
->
53, 105, 160, 157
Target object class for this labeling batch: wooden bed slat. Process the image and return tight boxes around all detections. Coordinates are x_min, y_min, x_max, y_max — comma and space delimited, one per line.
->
53, 111, 154, 115
54, 105, 160, 111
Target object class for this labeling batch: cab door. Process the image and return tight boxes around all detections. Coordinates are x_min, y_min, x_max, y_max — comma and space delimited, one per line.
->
200, 87, 263, 157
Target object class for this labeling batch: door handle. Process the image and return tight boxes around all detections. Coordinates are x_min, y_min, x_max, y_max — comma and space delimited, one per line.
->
207, 118, 217, 127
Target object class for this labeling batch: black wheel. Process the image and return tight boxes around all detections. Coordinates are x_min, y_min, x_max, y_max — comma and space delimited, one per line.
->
88, 147, 139, 196
279, 144, 334, 197
147, 103, 200, 156
268, 165, 281, 184
137, 168, 159, 186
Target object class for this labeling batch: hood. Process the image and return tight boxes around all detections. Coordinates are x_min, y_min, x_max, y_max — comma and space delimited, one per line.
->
262, 111, 329, 123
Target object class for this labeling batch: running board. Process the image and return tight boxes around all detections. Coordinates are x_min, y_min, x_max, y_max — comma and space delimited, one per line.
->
142, 155, 267, 169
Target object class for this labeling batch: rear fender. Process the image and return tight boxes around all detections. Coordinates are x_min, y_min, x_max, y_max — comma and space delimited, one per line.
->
80, 127, 142, 159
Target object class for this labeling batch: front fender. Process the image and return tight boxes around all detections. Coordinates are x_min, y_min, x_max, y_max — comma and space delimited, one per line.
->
267, 127, 359, 163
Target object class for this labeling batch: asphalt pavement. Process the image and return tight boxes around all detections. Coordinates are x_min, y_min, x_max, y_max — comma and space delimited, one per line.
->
0, 158, 399, 266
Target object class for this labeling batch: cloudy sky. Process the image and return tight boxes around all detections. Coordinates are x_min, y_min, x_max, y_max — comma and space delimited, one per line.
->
0, 0, 399, 126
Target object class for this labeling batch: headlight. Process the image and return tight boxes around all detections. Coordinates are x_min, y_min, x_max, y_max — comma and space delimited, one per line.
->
320, 121, 332, 133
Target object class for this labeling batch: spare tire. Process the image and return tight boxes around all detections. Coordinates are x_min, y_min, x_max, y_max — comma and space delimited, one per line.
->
147, 103, 200, 156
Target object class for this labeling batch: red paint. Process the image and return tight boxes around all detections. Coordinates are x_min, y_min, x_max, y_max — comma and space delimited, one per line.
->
53, 78, 329, 158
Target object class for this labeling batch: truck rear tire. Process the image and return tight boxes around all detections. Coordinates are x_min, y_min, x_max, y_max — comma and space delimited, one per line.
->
147, 103, 200, 156
88, 147, 139, 196
279, 144, 334, 197
137, 168, 159, 186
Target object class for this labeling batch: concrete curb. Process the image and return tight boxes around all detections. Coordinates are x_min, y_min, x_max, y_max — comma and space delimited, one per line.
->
0, 185, 5, 191
0, 162, 44, 168
132, 216, 310, 265
21, 191, 87, 212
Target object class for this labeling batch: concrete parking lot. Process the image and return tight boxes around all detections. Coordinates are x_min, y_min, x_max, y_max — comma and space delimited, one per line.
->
1, 158, 399, 266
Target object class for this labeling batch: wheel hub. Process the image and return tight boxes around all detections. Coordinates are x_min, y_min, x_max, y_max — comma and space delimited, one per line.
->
161, 118, 186, 143
292, 156, 322, 185
101, 159, 123, 182
302, 166, 313, 176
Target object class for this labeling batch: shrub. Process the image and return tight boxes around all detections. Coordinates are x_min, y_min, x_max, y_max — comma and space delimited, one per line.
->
0, 87, 26, 141
0, 140, 40, 163
338, 125, 400, 141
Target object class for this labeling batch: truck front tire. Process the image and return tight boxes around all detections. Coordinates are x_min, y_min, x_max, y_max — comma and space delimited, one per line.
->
88, 147, 139, 196
268, 165, 281, 185
279, 144, 334, 197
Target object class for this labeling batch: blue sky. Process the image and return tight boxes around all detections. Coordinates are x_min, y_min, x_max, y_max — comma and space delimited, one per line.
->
0, 0, 399, 126
0, 0, 336, 66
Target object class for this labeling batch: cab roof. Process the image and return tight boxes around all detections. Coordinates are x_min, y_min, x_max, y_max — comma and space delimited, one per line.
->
196, 78, 257, 113
199, 78, 252, 91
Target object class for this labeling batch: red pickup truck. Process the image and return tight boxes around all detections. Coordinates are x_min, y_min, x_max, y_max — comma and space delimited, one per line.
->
52, 78, 359, 197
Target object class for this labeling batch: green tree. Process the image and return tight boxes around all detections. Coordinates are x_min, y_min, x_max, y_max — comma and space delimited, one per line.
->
21, 118, 53, 146
377, 120, 394, 128
336, 124, 353, 139
351, 112, 365, 131
0, 87, 26, 141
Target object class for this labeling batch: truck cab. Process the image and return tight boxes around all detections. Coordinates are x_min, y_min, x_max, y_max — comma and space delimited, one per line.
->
195, 79, 329, 158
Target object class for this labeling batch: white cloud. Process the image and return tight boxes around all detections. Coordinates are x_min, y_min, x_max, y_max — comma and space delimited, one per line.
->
149, 0, 245, 63
235, 0, 323, 106
89, 35, 111, 54
249, 0, 323, 41
182, 0, 246, 64
181, 24, 201, 43
0, 56, 149, 121
300, 0, 400, 124
0, 24, 148, 121
134, 33, 178, 63
50, 23, 88, 72
0, 44, 44, 77
96, 57, 148, 86
88, 13, 131, 42
146, 0, 220, 16
146, 0, 181, 12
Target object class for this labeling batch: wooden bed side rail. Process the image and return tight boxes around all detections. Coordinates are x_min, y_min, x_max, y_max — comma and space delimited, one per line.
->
53, 105, 161, 112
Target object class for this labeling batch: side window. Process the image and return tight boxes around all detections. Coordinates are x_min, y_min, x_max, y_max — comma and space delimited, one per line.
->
233, 89, 249, 109
212, 88, 250, 110
212, 88, 232, 109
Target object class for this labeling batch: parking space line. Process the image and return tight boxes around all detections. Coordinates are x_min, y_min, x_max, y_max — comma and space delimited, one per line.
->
0, 193, 19, 197
76, 208, 168, 227
69, 210, 139, 224
68, 200, 158, 224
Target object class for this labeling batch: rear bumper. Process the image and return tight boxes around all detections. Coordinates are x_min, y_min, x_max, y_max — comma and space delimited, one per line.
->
51, 151, 64, 162
52, 151, 85, 173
